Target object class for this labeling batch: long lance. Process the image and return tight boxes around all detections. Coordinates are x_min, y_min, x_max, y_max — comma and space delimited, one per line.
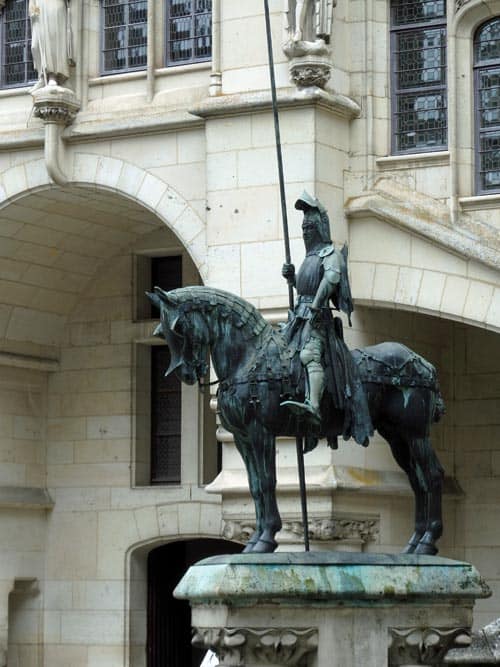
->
263, 0, 310, 552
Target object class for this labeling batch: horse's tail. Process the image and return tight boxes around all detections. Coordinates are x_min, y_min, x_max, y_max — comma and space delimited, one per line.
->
432, 384, 446, 423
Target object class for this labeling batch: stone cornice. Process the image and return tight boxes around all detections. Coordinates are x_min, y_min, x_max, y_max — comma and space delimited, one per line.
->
189, 87, 361, 120
346, 179, 500, 271
0, 486, 53, 510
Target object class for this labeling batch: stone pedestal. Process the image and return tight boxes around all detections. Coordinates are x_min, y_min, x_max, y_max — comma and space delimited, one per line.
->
174, 553, 490, 667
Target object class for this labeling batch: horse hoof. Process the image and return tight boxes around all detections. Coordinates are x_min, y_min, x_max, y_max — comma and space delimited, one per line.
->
402, 543, 418, 554
252, 538, 278, 553
414, 542, 438, 556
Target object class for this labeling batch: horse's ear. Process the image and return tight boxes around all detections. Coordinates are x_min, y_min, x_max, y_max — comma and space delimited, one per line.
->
152, 287, 181, 331
146, 291, 161, 309
154, 286, 179, 306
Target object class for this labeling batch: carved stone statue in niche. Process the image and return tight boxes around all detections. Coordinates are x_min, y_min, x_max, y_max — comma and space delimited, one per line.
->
29, 0, 75, 90
284, 0, 336, 88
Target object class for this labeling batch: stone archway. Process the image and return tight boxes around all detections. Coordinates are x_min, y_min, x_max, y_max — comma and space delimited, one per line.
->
0, 155, 208, 282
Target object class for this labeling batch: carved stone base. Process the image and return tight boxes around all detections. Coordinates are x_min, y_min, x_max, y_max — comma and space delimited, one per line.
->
389, 627, 472, 666
176, 553, 490, 667
193, 627, 318, 666
32, 84, 80, 125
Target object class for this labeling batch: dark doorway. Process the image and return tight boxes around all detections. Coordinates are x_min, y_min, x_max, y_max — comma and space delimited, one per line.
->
147, 538, 242, 667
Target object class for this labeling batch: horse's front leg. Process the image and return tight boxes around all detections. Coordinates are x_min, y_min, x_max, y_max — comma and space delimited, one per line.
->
414, 444, 444, 555
252, 428, 282, 554
233, 433, 264, 553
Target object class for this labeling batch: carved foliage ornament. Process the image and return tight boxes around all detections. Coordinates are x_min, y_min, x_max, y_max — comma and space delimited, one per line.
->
193, 627, 318, 666
222, 517, 379, 545
389, 627, 472, 666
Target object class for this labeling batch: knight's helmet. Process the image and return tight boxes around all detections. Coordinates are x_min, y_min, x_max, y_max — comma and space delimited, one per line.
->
294, 191, 331, 243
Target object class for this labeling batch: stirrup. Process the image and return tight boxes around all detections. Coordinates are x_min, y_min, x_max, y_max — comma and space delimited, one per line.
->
280, 399, 321, 426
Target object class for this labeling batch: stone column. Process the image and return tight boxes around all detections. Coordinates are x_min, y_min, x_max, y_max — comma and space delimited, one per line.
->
175, 552, 491, 667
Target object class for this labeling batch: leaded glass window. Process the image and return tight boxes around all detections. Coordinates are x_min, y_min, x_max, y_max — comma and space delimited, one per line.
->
390, 1, 447, 154
0, 0, 36, 88
101, 0, 147, 74
150, 256, 182, 485
166, 0, 212, 66
474, 18, 500, 194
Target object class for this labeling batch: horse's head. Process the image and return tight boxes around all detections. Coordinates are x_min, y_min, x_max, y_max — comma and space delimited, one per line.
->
146, 287, 209, 386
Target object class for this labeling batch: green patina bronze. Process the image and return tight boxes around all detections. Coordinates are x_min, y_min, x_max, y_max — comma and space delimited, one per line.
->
147, 195, 446, 556
174, 553, 491, 605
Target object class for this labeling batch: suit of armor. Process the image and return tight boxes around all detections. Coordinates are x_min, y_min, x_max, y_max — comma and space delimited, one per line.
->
281, 193, 372, 446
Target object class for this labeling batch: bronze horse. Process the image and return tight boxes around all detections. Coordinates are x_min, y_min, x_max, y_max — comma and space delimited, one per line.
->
148, 286, 445, 555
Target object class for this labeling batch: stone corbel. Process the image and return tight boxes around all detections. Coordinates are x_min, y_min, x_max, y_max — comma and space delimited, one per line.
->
389, 627, 472, 666
193, 627, 318, 666
32, 86, 80, 186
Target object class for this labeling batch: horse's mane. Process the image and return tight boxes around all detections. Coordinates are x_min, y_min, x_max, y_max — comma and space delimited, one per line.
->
166, 286, 270, 340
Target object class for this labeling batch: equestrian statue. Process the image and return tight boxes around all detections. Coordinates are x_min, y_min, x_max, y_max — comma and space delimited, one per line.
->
147, 193, 445, 556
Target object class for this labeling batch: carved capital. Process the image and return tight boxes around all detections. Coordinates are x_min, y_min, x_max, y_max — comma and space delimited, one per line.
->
193, 627, 318, 666
290, 61, 331, 89
389, 627, 471, 666
32, 85, 80, 126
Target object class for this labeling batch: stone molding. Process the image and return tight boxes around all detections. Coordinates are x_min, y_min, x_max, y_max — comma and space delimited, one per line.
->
389, 627, 472, 666
0, 486, 53, 511
222, 516, 379, 546
189, 88, 361, 121
192, 627, 318, 666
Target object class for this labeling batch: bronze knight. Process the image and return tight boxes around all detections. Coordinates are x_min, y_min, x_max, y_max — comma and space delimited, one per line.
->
281, 192, 373, 446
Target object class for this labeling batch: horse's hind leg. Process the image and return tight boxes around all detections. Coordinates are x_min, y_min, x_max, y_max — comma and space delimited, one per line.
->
414, 442, 444, 555
379, 427, 427, 554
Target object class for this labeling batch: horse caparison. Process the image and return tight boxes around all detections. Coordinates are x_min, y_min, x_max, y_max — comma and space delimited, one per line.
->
148, 286, 445, 556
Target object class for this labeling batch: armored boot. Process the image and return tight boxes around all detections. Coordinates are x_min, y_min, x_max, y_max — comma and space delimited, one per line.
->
281, 360, 324, 427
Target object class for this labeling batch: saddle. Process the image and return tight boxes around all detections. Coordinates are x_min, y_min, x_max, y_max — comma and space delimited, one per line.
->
352, 343, 438, 390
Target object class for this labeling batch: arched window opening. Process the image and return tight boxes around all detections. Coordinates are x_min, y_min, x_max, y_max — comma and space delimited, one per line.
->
390, 0, 447, 154
474, 17, 500, 194
146, 539, 242, 667
0, 0, 36, 88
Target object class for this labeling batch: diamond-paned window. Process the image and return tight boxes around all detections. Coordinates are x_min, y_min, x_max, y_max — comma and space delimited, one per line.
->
166, 0, 212, 66
475, 18, 500, 193
1, 0, 37, 88
390, 0, 447, 154
101, 0, 147, 74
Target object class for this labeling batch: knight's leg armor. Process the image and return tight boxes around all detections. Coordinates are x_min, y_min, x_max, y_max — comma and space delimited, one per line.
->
300, 335, 324, 414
